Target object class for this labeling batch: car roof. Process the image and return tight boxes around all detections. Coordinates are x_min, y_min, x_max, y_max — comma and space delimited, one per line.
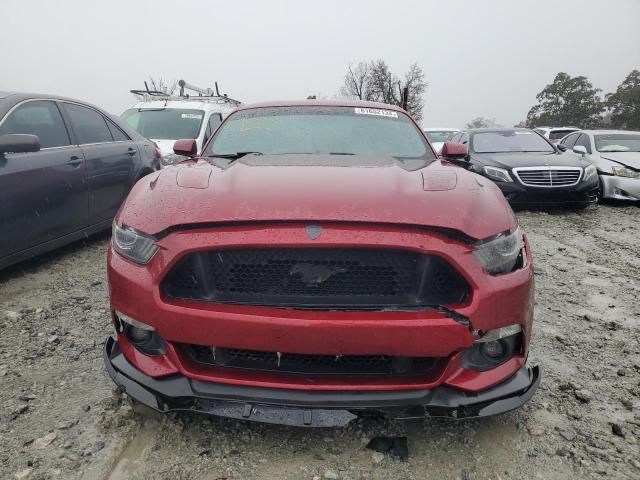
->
580, 129, 640, 135
126, 99, 237, 113
234, 99, 408, 113
464, 128, 533, 134
535, 126, 580, 131
0, 91, 115, 113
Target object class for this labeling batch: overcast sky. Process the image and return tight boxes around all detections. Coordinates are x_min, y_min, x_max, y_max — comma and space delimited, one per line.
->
2, 0, 639, 127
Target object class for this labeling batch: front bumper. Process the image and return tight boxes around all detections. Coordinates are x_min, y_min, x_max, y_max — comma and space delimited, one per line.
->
104, 336, 541, 427
600, 174, 640, 201
494, 176, 599, 207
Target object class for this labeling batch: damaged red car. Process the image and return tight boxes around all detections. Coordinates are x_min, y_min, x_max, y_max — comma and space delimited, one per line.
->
104, 101, 540, 427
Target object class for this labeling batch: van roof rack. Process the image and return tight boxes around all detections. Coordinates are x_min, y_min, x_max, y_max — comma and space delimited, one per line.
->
130, 80, 241, 106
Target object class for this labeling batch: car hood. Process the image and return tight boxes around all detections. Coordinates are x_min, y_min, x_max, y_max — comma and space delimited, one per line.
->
599, 151, 640, 170
118, 155, 516, 240
472, 151, 589, 169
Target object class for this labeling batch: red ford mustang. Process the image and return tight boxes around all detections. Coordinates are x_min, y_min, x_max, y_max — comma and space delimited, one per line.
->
104, 100, 540, 427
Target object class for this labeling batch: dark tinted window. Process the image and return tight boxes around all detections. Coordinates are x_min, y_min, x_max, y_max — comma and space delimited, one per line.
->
0, 100, 70, 148
575, 134, 592, 153
64, 103, 113, 144
561, 133, 579, 148
549, 129, 578, 140
106, 119, 130, 141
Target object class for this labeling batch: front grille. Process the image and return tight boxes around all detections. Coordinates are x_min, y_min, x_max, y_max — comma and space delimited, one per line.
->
514, 167, 582, 187
185, 345, 440, 376
162, 248, 469, 309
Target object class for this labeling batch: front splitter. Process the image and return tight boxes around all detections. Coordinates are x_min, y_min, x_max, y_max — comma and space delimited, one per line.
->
104, 336, 540, 427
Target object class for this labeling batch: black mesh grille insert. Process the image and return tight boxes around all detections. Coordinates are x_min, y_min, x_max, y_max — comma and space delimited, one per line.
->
185, 345, 440, 376
162, 248, 469, 309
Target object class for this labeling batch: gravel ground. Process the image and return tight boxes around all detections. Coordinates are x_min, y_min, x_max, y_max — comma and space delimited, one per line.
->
1, 204, 639, 480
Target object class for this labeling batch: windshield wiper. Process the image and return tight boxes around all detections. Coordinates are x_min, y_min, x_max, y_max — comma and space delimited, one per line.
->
328, 152, 355, 155
208, 152, 263, 161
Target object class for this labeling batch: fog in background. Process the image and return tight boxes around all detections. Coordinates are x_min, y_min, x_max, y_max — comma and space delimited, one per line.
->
2, 0, 639, 127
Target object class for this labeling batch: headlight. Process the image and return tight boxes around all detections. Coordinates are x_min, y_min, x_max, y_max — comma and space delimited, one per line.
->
473, 227, 524, 274
583, 164, 597, 181
112, 223, 158, 264
482, 166, 513, 182
611, 166, 640, 178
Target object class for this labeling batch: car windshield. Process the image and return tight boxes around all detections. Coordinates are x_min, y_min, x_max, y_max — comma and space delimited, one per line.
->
205, 106, 434, 167
121, 108, 204, 140
425, 130, 457, 143
472, 130, 555, 153
595, 134, 640, 152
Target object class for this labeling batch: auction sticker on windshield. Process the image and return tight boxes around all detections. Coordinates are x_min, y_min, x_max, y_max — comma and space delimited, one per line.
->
181, 113, 203, 119
354, 107, 398, 118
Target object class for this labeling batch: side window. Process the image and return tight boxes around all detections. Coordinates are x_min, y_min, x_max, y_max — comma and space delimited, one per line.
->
459, 133, 469, 144
575, 134, 592, 153
63, 103, 113, 144
203, 113, 223, 144
450, 133, 462, 143
561, 133, 579, 148
106, 119, 130, 142
208, 113, 222, 133
0, 100, 70, 148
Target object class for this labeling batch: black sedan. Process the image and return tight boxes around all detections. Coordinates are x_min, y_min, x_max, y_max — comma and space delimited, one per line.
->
0, 92, 162, 269
442, 128, 599, 208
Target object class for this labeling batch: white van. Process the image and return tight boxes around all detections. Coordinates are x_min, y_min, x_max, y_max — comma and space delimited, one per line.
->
121, 80, 240, 165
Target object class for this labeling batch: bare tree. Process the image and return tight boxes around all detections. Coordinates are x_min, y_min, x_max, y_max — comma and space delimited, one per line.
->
340, 62, 373, 101
339, 60, 428, 121
147, 77, 178, 95
466, 117, 495, 129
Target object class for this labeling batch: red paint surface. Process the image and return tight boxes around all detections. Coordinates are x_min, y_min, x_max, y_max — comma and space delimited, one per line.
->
108, 224, 534, 392
109, 100, 533, 395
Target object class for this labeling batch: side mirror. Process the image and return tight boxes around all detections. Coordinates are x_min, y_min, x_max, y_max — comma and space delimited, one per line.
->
441, 141, 468, 160
0, 134, 41, 154
173, 139, 198, 157
572, 145, 587, 156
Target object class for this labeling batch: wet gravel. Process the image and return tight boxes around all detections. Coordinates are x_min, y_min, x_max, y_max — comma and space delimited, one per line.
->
1, 204, 639, 480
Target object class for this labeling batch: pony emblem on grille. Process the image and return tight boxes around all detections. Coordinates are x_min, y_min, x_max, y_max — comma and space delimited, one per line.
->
306, 225, 322, 240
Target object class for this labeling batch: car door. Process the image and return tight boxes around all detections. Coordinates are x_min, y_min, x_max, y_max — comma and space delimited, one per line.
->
0, 99, 87, 258
565, 133, 593, 160
61, 102, 137, 224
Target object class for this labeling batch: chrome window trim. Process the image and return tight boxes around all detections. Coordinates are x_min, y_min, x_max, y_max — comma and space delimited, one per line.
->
513, 166, 583, 188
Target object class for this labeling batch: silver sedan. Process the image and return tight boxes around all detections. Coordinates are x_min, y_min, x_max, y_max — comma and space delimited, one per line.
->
558, 130, 640, 202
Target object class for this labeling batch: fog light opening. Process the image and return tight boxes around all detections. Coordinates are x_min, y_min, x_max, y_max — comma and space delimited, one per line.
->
462, 324, 523, 371
115, 310, 166, 356
481, 340, 506, 359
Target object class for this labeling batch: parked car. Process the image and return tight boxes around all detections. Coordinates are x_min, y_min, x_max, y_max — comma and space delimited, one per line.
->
423, 127, 459, 153
558, 130, 640, 202
533, 126, 580, 144
121, 80, 240, 165
104, 100, 539, 427
0, 91, 162, 270
447, 128, 599, 208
